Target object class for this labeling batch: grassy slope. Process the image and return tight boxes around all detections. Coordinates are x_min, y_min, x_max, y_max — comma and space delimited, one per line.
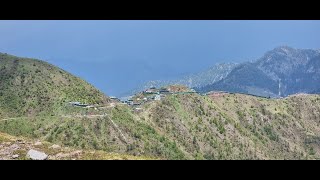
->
145, 93, 320, 159
1, 92, 320, 159
0, 106, 185, 159
0, 53, 109, 117
0, 132, 154, 160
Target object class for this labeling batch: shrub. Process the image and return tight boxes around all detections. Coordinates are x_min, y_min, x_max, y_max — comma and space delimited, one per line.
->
264, 125, 279, 142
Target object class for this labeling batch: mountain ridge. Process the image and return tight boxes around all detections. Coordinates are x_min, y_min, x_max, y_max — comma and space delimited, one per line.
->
122, 63, 238, 97
197, 46, 320, 97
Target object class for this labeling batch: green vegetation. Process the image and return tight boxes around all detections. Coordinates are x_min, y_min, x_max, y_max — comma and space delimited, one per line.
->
2, 91, 320, 159
0, 53, 109, 117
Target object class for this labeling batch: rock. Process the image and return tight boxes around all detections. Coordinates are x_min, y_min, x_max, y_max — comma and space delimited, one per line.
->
16, 139, 25, 144
12, 154, 19, 159
70, 150, 82, 157
34, 141, 42, 146
55, 152, 66, 158
27, 149, 48, 160
9, 144, 20, 150
50, 144, 61, 149
55, 150, 82, 159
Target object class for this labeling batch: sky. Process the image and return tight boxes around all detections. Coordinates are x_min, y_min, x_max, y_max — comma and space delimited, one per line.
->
0, 20, 320, 96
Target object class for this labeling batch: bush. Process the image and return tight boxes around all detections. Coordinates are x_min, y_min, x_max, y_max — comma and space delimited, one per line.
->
264, 125, 279, 142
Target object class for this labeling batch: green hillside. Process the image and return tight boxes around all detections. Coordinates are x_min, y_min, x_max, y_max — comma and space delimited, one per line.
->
1, 91, 320, 160
0, 53, 109, 117
142, 93, 320, 159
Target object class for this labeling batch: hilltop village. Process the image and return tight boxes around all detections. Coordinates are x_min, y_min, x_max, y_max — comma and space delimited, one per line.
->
68, 84, 284, 112
121, 86, 197, 104
69, 85, 201, 111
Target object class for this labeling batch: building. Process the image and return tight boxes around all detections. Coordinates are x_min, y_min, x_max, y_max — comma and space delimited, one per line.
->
127, 99, 134, 106
144, 88, 158, 94
69, 102, 81, 106
154, 95, 161, 101
134, 107, 143, 111
159, 88, 170, 94
110, 96, 120, 101
132, 102, 141, 106
190, 89, 197, 93
69, 102, 89, 107
121, 101, 128, 105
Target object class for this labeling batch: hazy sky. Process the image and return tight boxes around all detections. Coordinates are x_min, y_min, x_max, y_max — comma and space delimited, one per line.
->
1, 20, 320, 96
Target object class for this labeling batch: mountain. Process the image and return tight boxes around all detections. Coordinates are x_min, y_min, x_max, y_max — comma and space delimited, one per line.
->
202, 63, 279, 97
2, 91, 320, 160
312, 89, 320, 94
122, 63, 237, 97
0, 53, 109, 117
197, 46, 320, 97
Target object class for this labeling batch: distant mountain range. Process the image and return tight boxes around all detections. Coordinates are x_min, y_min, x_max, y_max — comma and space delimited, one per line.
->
197, 46, 320, 97
122, 63, 237, 97
131, 46, 320, 98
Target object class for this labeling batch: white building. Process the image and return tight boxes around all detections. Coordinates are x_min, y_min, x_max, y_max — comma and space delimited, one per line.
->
155, 95, 161, 101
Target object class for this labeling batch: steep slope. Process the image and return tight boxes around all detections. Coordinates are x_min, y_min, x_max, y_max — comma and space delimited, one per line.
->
2, 92, 320, 160
255, 46, 320, 96
199, 63, 278, 97
124, 63, 237, 96
0, 53, 109, 117
138, 93, 320, 159
197, 46, 320, 97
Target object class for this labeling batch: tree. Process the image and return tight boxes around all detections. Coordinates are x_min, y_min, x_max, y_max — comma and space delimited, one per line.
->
193, 136, 197, 145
